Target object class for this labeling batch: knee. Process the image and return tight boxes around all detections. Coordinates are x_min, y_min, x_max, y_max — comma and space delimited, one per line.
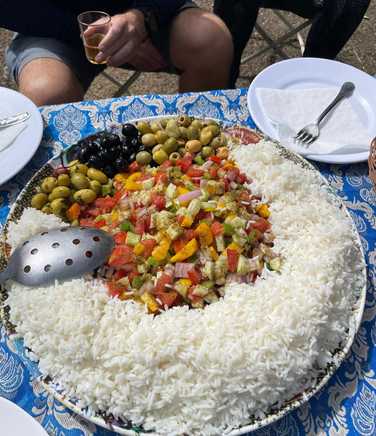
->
171, 10, 233, 71
19, 61, 84, 106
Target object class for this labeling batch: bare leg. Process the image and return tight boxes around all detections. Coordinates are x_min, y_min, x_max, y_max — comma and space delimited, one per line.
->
170, 9, 233, 92
18, 58, 84, 106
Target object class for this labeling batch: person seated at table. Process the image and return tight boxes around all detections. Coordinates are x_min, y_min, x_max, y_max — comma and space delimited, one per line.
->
1, 0, 233, 106
213, 0, 370, 87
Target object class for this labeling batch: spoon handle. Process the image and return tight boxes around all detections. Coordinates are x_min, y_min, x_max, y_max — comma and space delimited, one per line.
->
316, 82, 355, 125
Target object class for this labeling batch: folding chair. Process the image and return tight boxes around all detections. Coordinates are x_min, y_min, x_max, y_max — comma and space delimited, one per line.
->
100, 70, 142, 98
241, 9, 312, 64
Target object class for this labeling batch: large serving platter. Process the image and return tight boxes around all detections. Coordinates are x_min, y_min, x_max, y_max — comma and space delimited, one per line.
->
0, 117, 367, 435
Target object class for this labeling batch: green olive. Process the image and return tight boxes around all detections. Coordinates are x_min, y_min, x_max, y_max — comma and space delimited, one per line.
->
186, 126, 199, 140
207, 124, 220, 136
87, 168, 108, 184
31, 193, 48, 210
41, 204, 52, 214
155, 130, 169, 144
160, 118, 169, 128
177, 115, 192, 127
41, 177, 57, 193
137, 121, 152, 135
152, 144, 163, 154
141, 133, 157, 148
178, 147, 186, 156
219, 133, 228, 146
48, 186, 71, 201
185, 140, 202, 153
136, 151, 152, 165
162, 137, 178, 155
169, 152, 180, 163
150, 121, 162, 133
165, 119, 180, 138
69, 162, 88, 175
57, 174, 70, 187
191, 119, 203, 130
179, 126, 189, 139
73, 189, 97, 205
89, 180, 102, 195
71, 173, 90, 190
202, 146, 213, 158
210, 136, 222, 149
200, 127, 214, 146
50, 198, 68, 216
153, 149, 169, 165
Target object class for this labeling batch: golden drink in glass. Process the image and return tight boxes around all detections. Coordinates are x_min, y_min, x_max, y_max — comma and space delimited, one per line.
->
78, 11, 111, 64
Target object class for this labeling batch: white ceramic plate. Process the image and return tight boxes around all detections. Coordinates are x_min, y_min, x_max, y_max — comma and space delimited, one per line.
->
0, 87, 43, 185
0, 397, 48, 436
247, 58, 376, 164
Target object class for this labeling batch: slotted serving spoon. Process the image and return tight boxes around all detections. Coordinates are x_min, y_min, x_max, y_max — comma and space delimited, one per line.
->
0, 227, 114, 287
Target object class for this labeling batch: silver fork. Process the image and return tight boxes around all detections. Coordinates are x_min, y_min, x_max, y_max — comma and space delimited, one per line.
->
294, 82, 355, 146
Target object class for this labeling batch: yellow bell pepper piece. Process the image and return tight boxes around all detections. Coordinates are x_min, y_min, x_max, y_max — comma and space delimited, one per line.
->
177, 186, 190, 206
152, 238, 171, 261
114, 173, 129, 183
256, 204, 270, 218
181, 215, 193, 228
227, 242, 241, 252
170, 238, 198, 262
133, 242, 145, 256
195, 222, 213, 246
209, 246, 219, 260
110, 209, 119, 223
125, 172, 142, 191
140, 292, 160, 313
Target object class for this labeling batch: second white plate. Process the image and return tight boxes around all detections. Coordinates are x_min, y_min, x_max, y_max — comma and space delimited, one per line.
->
247, 58, 376, 164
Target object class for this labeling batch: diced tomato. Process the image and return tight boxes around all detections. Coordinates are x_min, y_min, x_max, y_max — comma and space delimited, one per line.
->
79, 218, 96, 227
128, 161, 139, 173
211, 221, 224, 236
127, 269, 139, 283
130, 210, 138, 225
151, 193, 166, 211
186, 167, 204, 178
237, 173, 248, 184
176, 154, 192, 173
86, 207, 102, 218
208, 167, 218, 178
155, 172, 169, 185
187, 268, 201, 285
134, 218, 146, 235
94, 219, 106, 228
113, 231, 127, 244
108, 245, 134, 266
95, 196, 117, 211
252, 217, 271, 233
141, 239, 156, 258
183, 229, 196, 241
144, 214, 151, 232
227, 249, 239, 273
107, 281, 125, 298
172, 238, 185, 253
114, 269, 127, 280
157, 291, 179, 307
159, 160, 173, 171
223, 178, 230, 192
209, 155, 221, 164
187, 287, 203, 304
155, 273, 173, 294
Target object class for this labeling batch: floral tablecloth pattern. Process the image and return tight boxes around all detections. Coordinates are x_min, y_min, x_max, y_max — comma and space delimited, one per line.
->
0, 89, 375, 436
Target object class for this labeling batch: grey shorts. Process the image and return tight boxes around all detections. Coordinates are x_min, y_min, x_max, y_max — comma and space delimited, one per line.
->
5, 1, 197, 90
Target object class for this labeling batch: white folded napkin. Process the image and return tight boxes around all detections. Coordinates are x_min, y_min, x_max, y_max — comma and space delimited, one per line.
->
0, 123, 27, 154
257, 87, 370, 156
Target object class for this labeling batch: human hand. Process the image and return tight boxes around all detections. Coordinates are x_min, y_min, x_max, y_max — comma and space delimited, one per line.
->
92, 9, 167, 70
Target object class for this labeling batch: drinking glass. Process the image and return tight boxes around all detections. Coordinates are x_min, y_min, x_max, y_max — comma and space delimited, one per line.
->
78, 11, 111, 65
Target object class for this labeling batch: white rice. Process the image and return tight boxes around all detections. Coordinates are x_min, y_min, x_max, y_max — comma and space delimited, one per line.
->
5, 141, 365, 436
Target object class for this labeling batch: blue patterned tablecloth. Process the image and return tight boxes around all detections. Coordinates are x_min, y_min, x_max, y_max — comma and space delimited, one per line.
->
0, 89, 375, 436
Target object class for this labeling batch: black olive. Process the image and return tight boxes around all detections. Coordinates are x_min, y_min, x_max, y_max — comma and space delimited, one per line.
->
103, 165, 116, 178
122, 123, 139, 138
78, 146, 91, 162
127, 137, 141, 150
102, 133, 121, 149
87, 155, 103, 169
114, 157, 127, 172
